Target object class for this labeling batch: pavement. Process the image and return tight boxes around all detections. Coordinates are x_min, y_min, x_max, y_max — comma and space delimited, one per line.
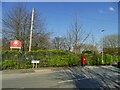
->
1, 66, 120, 89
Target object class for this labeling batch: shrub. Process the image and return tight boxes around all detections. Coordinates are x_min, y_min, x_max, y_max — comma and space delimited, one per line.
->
118, 56, 120, 62
68, 54, 79, 66
2, 60, 17, 70
82, 50, 92, 54
92, 52, 102, 65
2, 50, 80, 69
2, 50, 23, 64
48, 58, 56, 67
104, 54, 112, 65
113, 55, 119, 63
80, 51, 102, 65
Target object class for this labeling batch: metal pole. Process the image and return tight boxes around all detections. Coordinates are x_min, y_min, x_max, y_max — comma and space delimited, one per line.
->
36, 63, 37, 68
101, 30, 104, 63
33, 63, 34, 68
29, 8, 34, 51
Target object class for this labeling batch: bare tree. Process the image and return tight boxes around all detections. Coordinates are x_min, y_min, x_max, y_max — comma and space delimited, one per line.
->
99, 34, 119, 55
101, 34, 119, 48
2, 38, 9, 50
66, 30, 73, 51
2, 4, 51, 51
3, 5, 31, 51
91, 34, 97, 52
52, 36, 68, 50
32, 31, 51, 50
81, 44, 97, 52
67, 16, 90, 54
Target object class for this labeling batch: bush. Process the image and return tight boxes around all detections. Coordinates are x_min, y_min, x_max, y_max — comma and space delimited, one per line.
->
48, 58, 56, 67
82, 50, 92, 54
3, 50, 119, 69
2, 50, 79, 69
2, 50, 23, 64
0, 62, 2, 70
104, 54, 112, 65
92, 52, 102, 65
80, 51, 118, 66
2, 60, 17, 70
47, 53, 78, 67
68, 54, 79, 66
80, 51, 102, 65
113, 55, 119, 63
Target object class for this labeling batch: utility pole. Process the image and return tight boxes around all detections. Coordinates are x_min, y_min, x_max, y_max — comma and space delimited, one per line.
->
101, 29, 104, 63
29, 8, 34, 51
92, 34, 95, 53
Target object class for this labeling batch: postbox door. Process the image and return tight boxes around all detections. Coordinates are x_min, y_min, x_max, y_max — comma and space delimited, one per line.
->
82, 56, 86, 65
83, 56, 86, 64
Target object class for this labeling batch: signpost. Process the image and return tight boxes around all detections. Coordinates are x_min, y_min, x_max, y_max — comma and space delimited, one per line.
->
10, 40, 22, 50
31, 60, 40, 68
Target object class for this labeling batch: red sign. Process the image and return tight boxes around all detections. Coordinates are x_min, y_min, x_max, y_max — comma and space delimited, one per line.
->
10, 40, 22, 49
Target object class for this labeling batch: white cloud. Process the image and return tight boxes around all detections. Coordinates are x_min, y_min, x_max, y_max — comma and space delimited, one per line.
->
109, 7, 115, 11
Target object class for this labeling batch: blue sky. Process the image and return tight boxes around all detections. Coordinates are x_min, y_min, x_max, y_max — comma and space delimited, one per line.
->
2, 2, 118, 43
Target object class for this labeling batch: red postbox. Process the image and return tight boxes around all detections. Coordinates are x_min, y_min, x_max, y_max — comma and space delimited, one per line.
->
81, 56, 86, 66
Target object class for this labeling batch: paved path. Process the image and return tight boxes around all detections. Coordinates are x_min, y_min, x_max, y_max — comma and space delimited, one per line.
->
2, 66, 120, 89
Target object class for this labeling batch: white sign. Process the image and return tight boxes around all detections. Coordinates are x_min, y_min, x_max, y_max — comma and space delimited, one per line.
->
31, 60, 40, 63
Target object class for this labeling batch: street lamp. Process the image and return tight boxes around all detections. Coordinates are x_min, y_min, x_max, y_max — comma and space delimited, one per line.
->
101, 29, 104, 63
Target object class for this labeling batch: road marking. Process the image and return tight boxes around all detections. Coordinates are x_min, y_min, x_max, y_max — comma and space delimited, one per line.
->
58, 77, 94, 83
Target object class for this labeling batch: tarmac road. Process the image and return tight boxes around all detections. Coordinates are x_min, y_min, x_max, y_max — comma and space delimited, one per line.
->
2, 66, 120, 89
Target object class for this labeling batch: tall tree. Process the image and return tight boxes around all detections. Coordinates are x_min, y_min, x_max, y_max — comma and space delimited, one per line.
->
32, 31, 51, 50
52, 36, 67, 50
66, 30, 73, 51
3, 5, 31, 51
101, 34, 119, 48
2, 4, 51, 51
67, 17, 90, 54
100, 34, 119, 55
90, 34, 98, 52
2, 38, 9, 50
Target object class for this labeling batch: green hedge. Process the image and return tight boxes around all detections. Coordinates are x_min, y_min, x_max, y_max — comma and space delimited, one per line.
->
2, 50, 119, 70
103, 54, 112, 65
81, 51, 119, 65
80, 51, 102, 65
2, 50, 23, 64
2, 60, 16, 69
2, 50, 79, 70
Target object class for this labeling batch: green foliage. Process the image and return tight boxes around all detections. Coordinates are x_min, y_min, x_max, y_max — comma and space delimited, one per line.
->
104, 48, 118, 55
81, 51, 117, 66
47, 53, 78, 67
113, 55, 119, 63
2, 60, 16, 69
2, 50, 79, 69
68, 54, 79, 66
82, 50, 92, 54
2, 50, 22, 62
92, 52, 102, 65
118, 56, 120, 62
2, 50, 119, 70
103, 54, 112, 65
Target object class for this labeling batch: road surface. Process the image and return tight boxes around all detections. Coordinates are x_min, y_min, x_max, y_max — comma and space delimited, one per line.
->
2, 66, 120, 89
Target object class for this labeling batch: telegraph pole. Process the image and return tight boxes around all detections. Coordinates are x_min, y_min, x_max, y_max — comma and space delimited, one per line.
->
29, 8, 34, 51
